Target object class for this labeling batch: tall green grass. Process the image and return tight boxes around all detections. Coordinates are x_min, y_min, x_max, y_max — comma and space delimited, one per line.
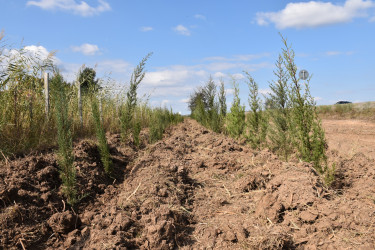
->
0, 36, 184, 205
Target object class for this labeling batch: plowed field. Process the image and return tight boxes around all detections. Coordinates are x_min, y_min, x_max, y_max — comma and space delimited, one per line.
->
1, 118, 374, 249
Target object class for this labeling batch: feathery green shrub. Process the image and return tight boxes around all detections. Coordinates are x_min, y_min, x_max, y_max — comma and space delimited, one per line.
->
267, 54, 293, 160
226, 77, 245, 139
245, 71, 268, 149
51, 72, 77, 206
204, 76, 221, 133
120, 53, 152, 142
281, 35, 327, 172
91, 93, 112, 175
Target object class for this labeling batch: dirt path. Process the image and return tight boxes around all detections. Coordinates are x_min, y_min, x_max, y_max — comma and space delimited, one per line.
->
323, 119, 375, 159
1, 118, 375, 249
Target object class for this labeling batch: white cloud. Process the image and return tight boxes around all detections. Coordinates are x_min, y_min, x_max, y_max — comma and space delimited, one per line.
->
140, 26, 153, 32
71, 43, 99, 56
173, 25, 191, 36
325, 50, 354, 56
370, 15, 375, 21
213, 72, 226, 78
1, 45, 60, 71
256, 0, 375, 29
180, 98, 190, 103
161, 99, 170, 107
194, 14, 206, 20
96, 59, 132, 74
232, 73, 245, 80
314, 96, 323, 101
326, 51, 342, 56
24, 45, 60, 64
259, 89, 272, 95
143, 68, 206, 87
27, 0, 111, 17
225, 89, 235, 95
58, 59, 132, 83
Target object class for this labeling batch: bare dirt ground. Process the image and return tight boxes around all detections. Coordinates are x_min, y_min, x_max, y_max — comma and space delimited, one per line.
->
1, 118, 374, 249
323, 119, 375, 160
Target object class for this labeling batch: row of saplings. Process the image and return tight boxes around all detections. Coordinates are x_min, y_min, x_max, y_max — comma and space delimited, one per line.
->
50, 54, 183, 206
189, 36, 335, 185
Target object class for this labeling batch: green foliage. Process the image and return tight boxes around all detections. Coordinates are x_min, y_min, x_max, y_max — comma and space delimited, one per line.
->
218, 79, 227, 117
149, 110, 164, 143
149, 108, 166, 143
192, 96, 207, 125
0, 38, 55, 158
281, 34, 327, 172
189, 87, 206, 114
324, 163, 336, 187
0, 35, 185, 167
91, 93, 112, 175
245, 72, 268, 149
217, 79, 227, 133
78, 67, 100, 94
204, 76, 221, 133
190, 76, 223, 133
120, 53, 152, 142
51, 72, 77, 206
148, 107, 183, 144
226, 77, 245, 139
267, 54, 293, 160
132, 117, 142, 148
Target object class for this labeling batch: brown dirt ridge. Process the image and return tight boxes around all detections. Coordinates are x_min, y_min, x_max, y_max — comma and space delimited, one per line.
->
1, 118, 374, 249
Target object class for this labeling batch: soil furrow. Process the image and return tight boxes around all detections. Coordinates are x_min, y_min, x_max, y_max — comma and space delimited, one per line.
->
1, 118, 374, 249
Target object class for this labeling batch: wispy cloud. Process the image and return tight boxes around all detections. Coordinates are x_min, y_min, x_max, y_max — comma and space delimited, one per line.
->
232, 73, 245, 80
213, 72, 226, 78
225, 88, 235, 95
194, 14, 206, 20
179, 98, 190, 103
143, 67, 206, 87
71, 43, 99, 56
325, 50, 355, 56
96, 59, 132, 74
314, 96, 323, 101
256, 0, 375, 29
173, 25, 191, 36
140, 26, 153, 32
26, 0, 111, 17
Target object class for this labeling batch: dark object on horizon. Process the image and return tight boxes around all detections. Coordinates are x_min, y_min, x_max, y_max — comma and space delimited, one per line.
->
335, 101, 352, 104
78, 67, 101, 93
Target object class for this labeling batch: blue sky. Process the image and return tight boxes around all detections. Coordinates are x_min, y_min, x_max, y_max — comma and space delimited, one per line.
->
0, 0, 374, 114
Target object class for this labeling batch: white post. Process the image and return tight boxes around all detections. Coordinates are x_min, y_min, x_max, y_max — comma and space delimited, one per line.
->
99, 97, 103, 121
77, 80, 83, 126
44, 72, 49, 117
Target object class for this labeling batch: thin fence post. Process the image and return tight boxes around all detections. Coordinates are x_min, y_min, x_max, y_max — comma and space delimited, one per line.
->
77, 80, 83, 126
99, 97, 103, 121
44, 72, 49, 118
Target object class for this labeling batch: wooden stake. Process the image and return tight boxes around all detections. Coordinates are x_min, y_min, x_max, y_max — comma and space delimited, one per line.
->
44, 72, 49, 118
77, 80, 83, 126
